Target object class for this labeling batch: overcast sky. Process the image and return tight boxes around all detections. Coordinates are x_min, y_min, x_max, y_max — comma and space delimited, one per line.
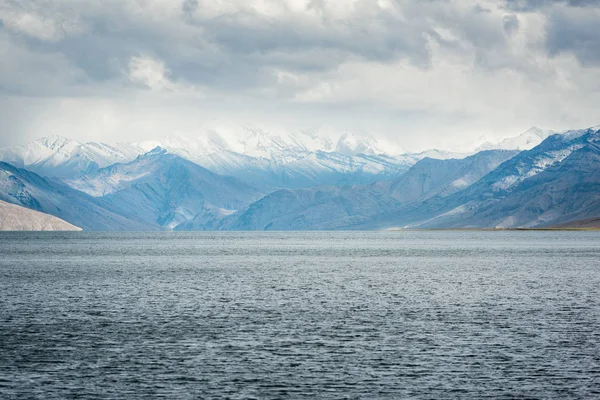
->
1, 0, 599, 150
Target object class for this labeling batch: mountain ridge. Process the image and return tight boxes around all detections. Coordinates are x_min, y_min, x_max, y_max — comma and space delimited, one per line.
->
357, 127, 600, 229
219, 150, 519, 230
66, 149, 264, 230
0, 126, 547, 189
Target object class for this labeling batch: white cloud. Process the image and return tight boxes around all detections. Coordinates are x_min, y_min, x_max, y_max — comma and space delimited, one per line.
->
0, 2, 84, 41
0, 0, 599, 149
129, 56, 170, 90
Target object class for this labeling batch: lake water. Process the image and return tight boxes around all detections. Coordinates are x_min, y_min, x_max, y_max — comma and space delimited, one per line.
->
1, 231, 599, 399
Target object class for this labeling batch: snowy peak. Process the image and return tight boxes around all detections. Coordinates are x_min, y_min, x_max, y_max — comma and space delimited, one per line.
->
476, 126, 552, 152
497, 126, 551, 150
522, 126, 547, 138
139, 146, 168, 158
560, 125, 600, 141
67, 148, 180, 197
335, 133, 382, 156
1, 124, 596, 189
0, 135, 139, 179
33, 135, 77, 152
480, 126, 598, 193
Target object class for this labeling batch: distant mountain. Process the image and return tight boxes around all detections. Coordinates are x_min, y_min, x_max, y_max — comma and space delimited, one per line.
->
65, 148, 264, 229
174, 205, 238, 231
0, 126, 469, 189
389, 150, 520, 204
365, 126, 600, 229
220, 150, 517, 230
476, 127, 553, 152
2, 125, 598, 231
190, 149, 415, 190
0, 136, 139, 179
0, 200, 81, 231
126, 128, 432, 190
218, 184, 395, 231
219, 125, 600, 230
0, 162, 154, 230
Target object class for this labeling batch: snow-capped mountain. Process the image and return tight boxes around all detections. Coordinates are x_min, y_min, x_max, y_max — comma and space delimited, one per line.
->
0, 125, 554, 185
125, 127, 416, 189
366, 126, 600, 229
0, 200, 81, 231
10, 121, 554, 192
66, 148, 264, 230
218, 150, 518, 230
0, 126, 422, 189
388, 150, 520, 204
1, 124, 598, 231
0, 135, 139, 179
128, 125, 399, 162
0, 161, 155, 230
215, 124, 600, 230
475, 127, 553, 152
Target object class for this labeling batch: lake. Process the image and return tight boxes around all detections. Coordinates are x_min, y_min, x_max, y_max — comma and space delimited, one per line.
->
1, 231, 599, 398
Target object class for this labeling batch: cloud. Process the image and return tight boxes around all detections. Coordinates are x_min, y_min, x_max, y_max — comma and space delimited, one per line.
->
504, 0, 600, 12
545, 6, 600, 65
0, 0, 84, 41
503, 14, 520, 35
0, 0, 600, 149
0, 0, 505, 94
502, 0, 600, 66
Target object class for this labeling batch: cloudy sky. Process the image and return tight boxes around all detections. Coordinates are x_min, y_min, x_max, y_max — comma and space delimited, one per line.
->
1, 0, 599, 150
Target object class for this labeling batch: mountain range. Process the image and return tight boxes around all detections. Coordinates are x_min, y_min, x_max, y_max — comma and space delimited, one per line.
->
66, 147, 264, 230
0, 125, 597, 230
219, 150, 519, 230
359, 126, 600, 229
0, 125, 539, 188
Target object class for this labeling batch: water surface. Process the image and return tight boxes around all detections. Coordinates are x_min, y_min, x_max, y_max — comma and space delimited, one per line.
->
1, 231, 599, 398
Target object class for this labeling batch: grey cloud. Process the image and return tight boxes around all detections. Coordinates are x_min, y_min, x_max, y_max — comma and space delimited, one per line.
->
503, 14, 520, 35
1, 0, 598, 107
306, 0, 326, 13
0, 0, 525, 98
182, 0, 198, 17
184, 5, 435, 68
505, 0, 600, 11
546, 7, 600, 65
503, 0, 600, 66
501, 0, 600, 66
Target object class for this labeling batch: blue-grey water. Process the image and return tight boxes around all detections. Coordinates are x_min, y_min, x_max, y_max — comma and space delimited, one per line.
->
1, 231, 599, 399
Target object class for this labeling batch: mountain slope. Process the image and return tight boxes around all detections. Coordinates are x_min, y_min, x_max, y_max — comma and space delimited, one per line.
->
0, 162, 154, 231
0, 136, 138, 179
0, 200, 82, 231
221, 183, 397, 231
221, 150, 517, 230
389, 150, 518, 204
66, 148, 264, 229
437, 140, 600, 228
363, 126, 600, 229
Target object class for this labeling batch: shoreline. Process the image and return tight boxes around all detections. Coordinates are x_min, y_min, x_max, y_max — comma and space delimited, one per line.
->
386, 227, 600, 232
